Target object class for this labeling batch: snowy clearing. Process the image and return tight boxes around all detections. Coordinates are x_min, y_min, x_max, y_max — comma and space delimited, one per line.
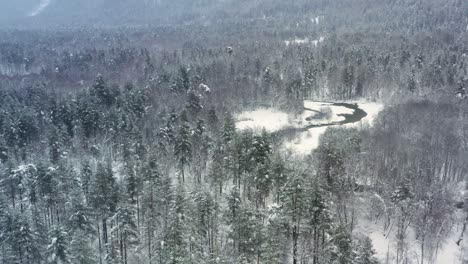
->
236, 100, 384, 155
235, 108, 291, 132
285, 36, 324, 47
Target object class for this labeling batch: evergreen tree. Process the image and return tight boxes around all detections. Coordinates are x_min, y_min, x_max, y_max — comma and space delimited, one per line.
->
105, 235, 123, 264
78, 95, 101, 139
111, 205, 139, 264
8, 214, 42, 264
69, 229, 97, 264
171, 66, 191, 95
49, 126, 66, 164
329, 225, 353, 264
280, 171, 306, 264
174, 111, 192, 183
141, 154, 174, 264
221, 112, 236, 144
207, 106, 219, 133
186, 89, 203, 117
408, 67, 417, 93
262, 205, 285, 264
354, 237, 379, 264
90, 162, 119, 250
165, 187, 189, 264
47, 226, 70, 264
91, 74, 116, 106
80, 160, 92, 203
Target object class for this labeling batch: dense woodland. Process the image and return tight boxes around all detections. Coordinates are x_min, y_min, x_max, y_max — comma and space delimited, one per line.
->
0, 0, 468, 263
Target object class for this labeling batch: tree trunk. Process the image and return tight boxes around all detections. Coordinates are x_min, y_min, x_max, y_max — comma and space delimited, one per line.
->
148, 223, 152, 264
102, 218, 108, 246
97, 222, 102, 264
292, 224, 298, 264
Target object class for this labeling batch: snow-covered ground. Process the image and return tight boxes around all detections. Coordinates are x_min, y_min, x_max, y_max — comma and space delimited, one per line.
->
284, 38, 310, 46
285, 36, 325, 47
235, 100, 384, 155
312, 36, 325, 47
355, 190, 466, 264
29, 0, 51, 17
283, 126, 329, 154
236, 108, 291, 132
311, 15, 324, 25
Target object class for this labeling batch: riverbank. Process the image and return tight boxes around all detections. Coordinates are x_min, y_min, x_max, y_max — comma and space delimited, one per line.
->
235, 100, 384, 155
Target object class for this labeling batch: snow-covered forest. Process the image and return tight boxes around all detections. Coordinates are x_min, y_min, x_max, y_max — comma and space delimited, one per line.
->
0, 0, 467, 263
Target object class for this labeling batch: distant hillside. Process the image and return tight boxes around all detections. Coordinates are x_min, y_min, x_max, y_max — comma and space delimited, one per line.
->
0, 0, 466, 35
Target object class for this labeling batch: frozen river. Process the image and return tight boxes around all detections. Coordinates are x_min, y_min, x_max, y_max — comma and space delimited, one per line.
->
236, 100, 384, 155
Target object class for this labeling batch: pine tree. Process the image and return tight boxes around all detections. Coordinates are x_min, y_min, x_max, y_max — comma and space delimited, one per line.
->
78, 95, 101, 139
186, 89, 203, 117
262, 205, 285, 264
280, 171, 306, 264
0, 192, 12, 263
91, 74, 115, 106
262, 67, 273, 96
49, 126, 66, 164
354, 237, 379, 264
190, 119, 210, 184
171, 66, 191, 95
165, 187, 189, 264
251, 130, 272, 207
80, 160, 92, 203
69, 229, 97, 264
105, 235, 123, 264
141, 154, 174, 264
191, 189, 218, 262
329, 225, 353, 264
8, 214, 42, 264
408, 67, 417, 93
111, 205, 139, 264
174, 111, 192, 183
47, 226, 70, 264
306, 177, 333, 264
207, 106, 219, 133
224, 187, 262, 262
221, 112, 236, 144
90, 162, 119, 255
208, 142, 225, 194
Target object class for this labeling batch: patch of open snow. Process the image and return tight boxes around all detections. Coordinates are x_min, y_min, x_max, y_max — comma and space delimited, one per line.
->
283, 127, 328, 155
354, 190, 465, 264
285, 38, 310, 46
236, 101, 384, 155
285, 37, 324, 47
355, 102, 384, 125
235, 108, 290, 133
344, 102, 384, 128
311, 16, 323, 25
435, 238, 462, 264
301, 100, 353, 125
29, 0, 51, 17
312, 36, 325, 47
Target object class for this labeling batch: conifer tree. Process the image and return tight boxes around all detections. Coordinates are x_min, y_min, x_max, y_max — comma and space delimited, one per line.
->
47, 226, 70, 264
329, 225, 353, 264
165, 187, 189, 264
354, 237, 379, 264
174, 111, 192, 183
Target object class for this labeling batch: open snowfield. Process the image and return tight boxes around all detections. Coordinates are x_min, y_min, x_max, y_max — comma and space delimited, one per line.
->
235, 100, 384, 155
285, 36, 325, 46
236, 108, 291, 132
346, 102, 385, 127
